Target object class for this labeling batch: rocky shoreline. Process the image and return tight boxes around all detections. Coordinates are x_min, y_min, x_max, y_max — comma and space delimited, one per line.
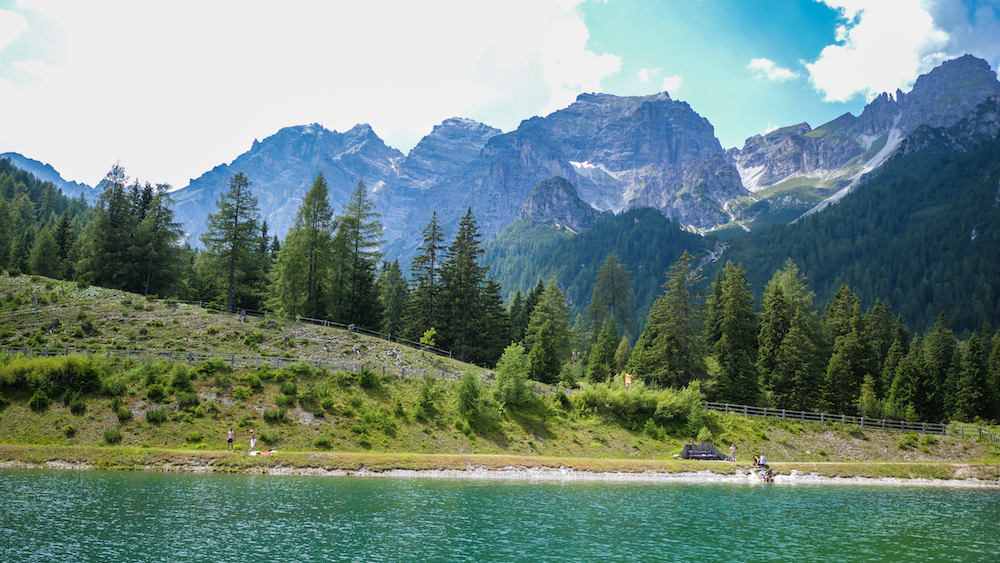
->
3, 458, 998, 488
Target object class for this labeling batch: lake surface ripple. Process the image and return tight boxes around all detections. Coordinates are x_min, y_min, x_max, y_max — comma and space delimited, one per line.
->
2, 469, 998, 562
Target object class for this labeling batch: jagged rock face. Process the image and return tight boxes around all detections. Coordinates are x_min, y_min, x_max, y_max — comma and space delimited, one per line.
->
397, 117, 501, 191
730, 55, 1000, 195
171, 123, 404, 245
519, 176, 600, 231
396, 91, 747, 249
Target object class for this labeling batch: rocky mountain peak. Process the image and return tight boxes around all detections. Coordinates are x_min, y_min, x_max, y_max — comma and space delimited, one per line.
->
397, 117, 501, 191
519, 176, 599, 232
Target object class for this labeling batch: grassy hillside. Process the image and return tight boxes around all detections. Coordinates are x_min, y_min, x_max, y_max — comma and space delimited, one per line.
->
1, 273, 997, 473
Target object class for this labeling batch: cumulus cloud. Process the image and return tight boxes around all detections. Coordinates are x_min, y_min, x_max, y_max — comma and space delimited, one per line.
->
0, 8, 28, 52
805, 0, 1000, 103
0, 0, 621, 189
748, 58, 800, 81
662, 75, 682, 93
638, 68, 650, 82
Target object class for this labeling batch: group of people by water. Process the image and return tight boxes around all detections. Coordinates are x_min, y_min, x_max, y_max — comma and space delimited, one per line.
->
730, 443, 776, 483
226, 428, 256, 452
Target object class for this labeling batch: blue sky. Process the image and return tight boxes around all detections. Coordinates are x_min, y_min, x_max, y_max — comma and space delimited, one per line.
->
1, 0, 999, 189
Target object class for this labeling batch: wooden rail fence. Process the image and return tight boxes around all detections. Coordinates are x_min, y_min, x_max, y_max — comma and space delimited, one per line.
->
706, 402, 1000, 445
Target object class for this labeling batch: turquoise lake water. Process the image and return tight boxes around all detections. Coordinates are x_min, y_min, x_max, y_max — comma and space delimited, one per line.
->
1, 469, 998, 562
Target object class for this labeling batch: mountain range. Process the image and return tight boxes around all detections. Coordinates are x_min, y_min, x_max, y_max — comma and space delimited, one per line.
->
5, 55, 1000, 267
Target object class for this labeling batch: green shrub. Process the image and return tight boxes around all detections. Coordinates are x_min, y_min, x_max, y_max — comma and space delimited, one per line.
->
898, 433, 919, 449
101, 377, 127, 397
103, 429, 122, 444
28, 389, 50, 412
196, 359, 230, 376
176, 392, 200, 408
170, 365, 194, 392
0, 393, 9, 410
116, 407, 133, 422
313, 437, 332, 449
146, 408, 168, 424
262, 407, 289, 424
279, 381, 297, 395
242, 374, 263, 391
456, 371, 481, 418
62, 424, 77, 438
232, 386, 252, 400
146, 384, 167, 403
274, 394, 295, 408
358, 368, 378, 389
68, 394, 87, 415
259, 431, 280, 446
185, 432, 203, 443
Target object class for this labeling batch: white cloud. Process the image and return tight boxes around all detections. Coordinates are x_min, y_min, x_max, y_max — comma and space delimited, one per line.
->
0, 8, 28, 53
747, 58, 800, 81
662, 75, 682, 93
0, 0, 620, 189
638, 68, 650, 82
804, 0, 1000, 103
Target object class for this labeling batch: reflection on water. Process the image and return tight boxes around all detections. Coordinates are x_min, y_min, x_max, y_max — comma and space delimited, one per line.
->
1, 469, 998, 562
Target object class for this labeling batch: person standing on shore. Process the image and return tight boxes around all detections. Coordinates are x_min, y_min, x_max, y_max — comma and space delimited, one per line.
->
227, 428, 235, 452
729, 443, 736, 463
249, 429, 257, 452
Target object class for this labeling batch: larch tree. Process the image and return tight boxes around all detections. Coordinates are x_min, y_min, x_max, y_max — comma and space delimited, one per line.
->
199, 172, 265, 313
583, 253, 635, 346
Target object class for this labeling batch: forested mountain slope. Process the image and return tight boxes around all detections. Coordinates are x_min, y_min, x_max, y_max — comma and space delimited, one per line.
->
484, 208, 714, 336
717, 132, 1000, 335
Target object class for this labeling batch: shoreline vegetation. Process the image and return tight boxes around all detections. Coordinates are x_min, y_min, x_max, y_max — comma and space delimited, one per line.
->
2, 446, 999, 488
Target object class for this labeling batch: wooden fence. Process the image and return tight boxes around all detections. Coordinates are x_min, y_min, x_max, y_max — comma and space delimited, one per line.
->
0, 345, 466, 382
705, 402, 1000, 445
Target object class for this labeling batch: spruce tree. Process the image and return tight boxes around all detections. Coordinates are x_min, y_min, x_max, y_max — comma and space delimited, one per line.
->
438, 207, 488, 362
524, 279, 573, 362
132, 185, 183, 296
924, 312, 959, 421
377, 260, 409, 336
627, 250, 705, 388
714, 262, 760, 406
76, 164, 134, 288
199, 172, 264, 313
989, 331, 1000, 420
331, 179, 384, 327
954, 331, 989, 422
269, 173, 335, 318
772, 311, 819, 410
28, 226, 59, 278
587, 317, 619, 383
405, 211, 446, 339
757, 283, 791, 392
477, 278, 511, 366
886, 336, 924, 421
528, 320, 561, 384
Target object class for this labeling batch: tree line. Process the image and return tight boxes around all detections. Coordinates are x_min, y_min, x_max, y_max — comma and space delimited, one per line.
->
620, 253, 1000, 424
4, 159, 999, 425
